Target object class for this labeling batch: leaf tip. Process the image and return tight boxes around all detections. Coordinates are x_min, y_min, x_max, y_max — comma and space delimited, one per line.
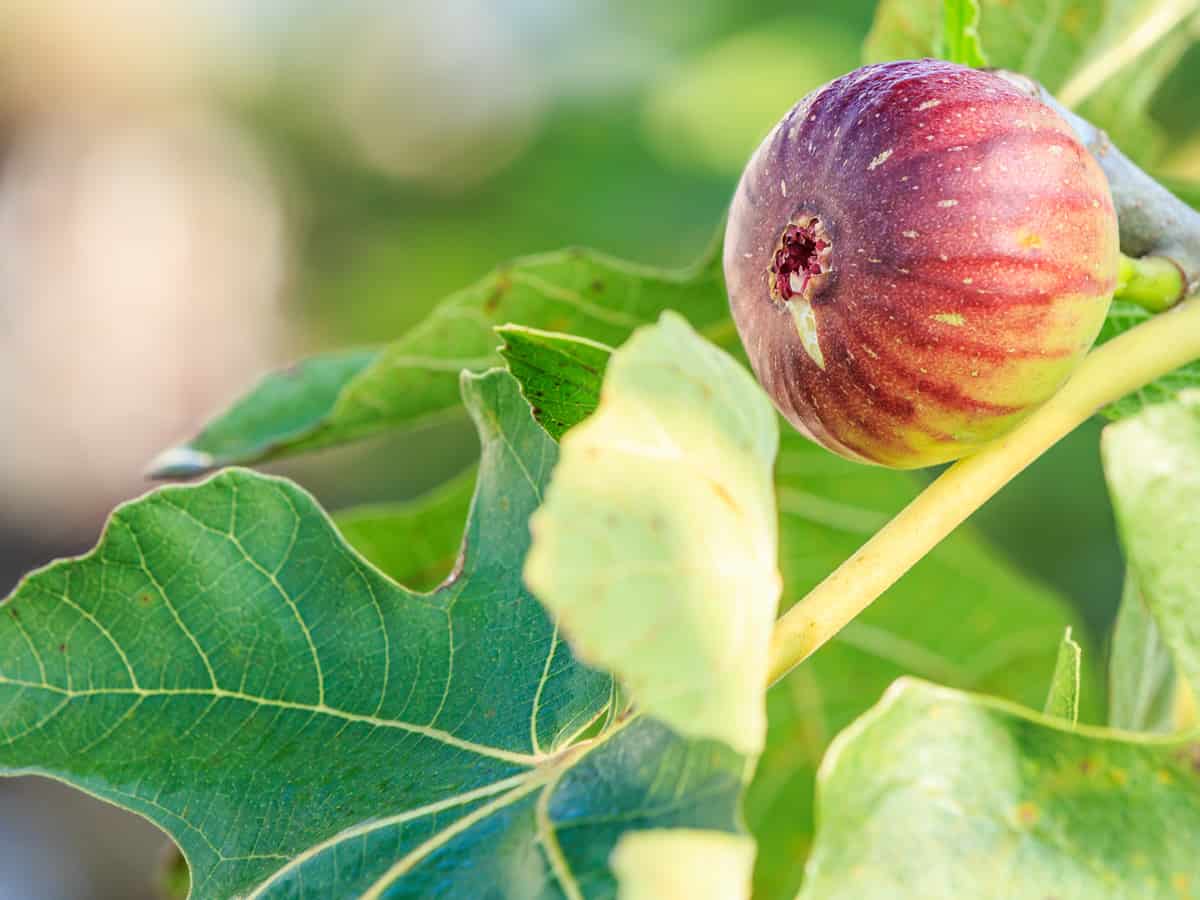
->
145, 445, 216, 481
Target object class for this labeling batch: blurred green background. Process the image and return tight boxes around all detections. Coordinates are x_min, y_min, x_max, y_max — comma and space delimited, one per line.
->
0, 0, 1196, 896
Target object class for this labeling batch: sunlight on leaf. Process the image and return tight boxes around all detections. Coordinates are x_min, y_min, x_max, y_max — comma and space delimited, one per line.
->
526, 312, 781, 756
1109, 571, 1179, 733
612, 830, 755, 900
1103, 393, 1200, 705
799, 679, 1200, 898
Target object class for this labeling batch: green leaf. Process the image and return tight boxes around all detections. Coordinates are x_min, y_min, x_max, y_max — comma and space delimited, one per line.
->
1100, 303, 1200, 420
941, 0, 988, 67
0, 369, 751, 898
149, 248, 732, 477
611, 830, 755, 900
497, 326, 613, 441
146, 349, 378, 478
526, 313, 781, 756
1109, 570, 1179, 733
863, 0, 1190, 165
1103, 393, 1200, 704
864, 0, 1100, 92
495, 327, 1088, 899
333, 467, 476, 590
799, 679, 1200, 898
1044, 627, 1082, 723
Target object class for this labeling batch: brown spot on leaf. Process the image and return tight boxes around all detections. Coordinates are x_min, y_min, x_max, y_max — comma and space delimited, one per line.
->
709, 480, 742, 515
1173, 744, 1200, 773
484, 273, 512, 313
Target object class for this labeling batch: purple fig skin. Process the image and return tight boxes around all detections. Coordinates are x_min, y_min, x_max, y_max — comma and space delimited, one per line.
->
724, 60, 1119, 468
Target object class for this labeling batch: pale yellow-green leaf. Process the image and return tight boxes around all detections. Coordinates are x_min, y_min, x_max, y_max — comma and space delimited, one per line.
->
525, 311, 781, 755
1103, 390, 1200, 702
611, 830, 755, 900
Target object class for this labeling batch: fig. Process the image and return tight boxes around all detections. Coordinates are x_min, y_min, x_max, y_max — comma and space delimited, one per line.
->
724, 59, 1119, 468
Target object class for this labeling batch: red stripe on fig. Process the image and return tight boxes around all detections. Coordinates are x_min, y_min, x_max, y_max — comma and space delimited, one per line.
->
723, 59, 1119, 468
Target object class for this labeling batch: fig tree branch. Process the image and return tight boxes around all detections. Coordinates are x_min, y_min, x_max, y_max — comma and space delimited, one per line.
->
767, 293, 1200, 685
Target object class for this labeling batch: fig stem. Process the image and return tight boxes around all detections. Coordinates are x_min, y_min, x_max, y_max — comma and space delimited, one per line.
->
766, 293, 1200, 685
1117, 253, 1186, 312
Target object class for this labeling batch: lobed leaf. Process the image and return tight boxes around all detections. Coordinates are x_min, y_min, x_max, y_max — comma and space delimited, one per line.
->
0, 370, 751, 899
525, 313, 781, 757
149, 248, 732, 478
798, 679, 1200, 899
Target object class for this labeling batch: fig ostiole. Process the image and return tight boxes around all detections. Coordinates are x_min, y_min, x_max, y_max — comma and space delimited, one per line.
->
724, 59, 1120, 469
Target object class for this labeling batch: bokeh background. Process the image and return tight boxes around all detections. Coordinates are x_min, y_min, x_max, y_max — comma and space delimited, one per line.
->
1, 1, 1197, 896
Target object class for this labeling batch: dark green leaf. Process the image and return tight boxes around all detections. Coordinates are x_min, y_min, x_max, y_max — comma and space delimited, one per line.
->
941, 0, 988, 67
1109, 570, 1179, 733
150, 248, 732, 477
1044, 627, 1082, 723
0, 370, 749, 898
497, 326, 613, 441
798, 679, 1200, 898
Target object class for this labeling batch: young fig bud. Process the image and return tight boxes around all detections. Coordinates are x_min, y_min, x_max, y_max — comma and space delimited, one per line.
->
724, 59, 1120, 468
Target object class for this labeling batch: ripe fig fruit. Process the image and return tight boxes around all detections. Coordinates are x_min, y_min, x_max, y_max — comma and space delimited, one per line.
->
724, 59, 1119, 468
